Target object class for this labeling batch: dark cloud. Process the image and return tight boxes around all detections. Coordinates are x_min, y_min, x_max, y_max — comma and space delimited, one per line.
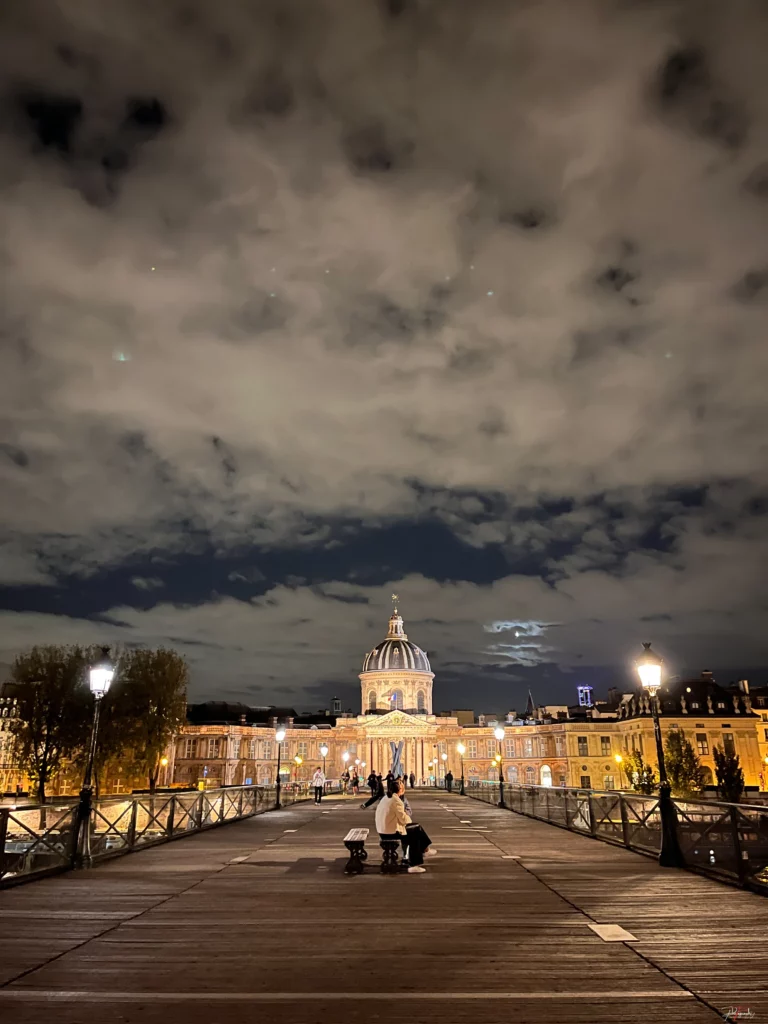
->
0, 0, 767, 706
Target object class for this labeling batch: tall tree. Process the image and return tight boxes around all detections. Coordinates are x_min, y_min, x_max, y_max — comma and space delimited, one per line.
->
713, 744, 745, 803
9, 645, 92, 804
121, 648, 188, 792
664, 728, 705, 798
625, 750, 657, 795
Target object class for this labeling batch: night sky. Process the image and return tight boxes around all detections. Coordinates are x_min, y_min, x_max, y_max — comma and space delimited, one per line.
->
1, 1, 767, 714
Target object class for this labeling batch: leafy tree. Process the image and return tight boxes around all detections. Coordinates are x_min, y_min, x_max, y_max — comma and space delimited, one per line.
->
625, 750, 657, 794
664, 728, 705, 797
119, 648, 188, 792
9, 645, 92, 803
713, 744, 744, 803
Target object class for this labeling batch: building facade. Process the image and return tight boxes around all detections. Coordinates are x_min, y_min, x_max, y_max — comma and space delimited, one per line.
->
3, 610, 766, 799
170, 609, 766, 795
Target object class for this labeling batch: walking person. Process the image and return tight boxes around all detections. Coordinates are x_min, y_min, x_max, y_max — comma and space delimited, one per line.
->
409, 771, 416, 789
445, 770, 454, 794
350, 770, 360, 796
312, 767, 325, 804
361, 773, 385, 809
367, 769, 378, 795
341, 768, 350, 794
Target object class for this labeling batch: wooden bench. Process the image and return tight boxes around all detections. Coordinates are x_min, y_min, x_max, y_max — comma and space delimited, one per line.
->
343, 828, 369, 874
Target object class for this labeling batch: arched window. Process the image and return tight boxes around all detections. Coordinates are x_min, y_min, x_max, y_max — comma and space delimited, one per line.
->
367, 690, 377, 712
391, 689, 404, 710
540, 765, 552, 787
416, 689, 426, 712
524, 766, 535, 784
508, 765, 519, 784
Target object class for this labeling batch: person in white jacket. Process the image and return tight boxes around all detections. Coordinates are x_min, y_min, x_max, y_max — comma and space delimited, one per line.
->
312, 768, 326, 804
374, 779, 433, 873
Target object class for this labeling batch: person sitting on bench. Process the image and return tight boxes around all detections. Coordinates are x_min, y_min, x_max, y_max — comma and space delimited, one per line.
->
375, 778, 434, 873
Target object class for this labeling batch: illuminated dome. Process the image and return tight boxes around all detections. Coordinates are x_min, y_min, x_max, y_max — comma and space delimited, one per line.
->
362, 609, 431, 674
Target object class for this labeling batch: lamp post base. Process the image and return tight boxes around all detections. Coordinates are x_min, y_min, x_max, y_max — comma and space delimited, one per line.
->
658, 784, 684, 868
75, 786, 94, 869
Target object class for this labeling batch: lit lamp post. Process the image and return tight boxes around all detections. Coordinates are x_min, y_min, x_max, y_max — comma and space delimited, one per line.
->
614, 753, 624, 790
636, 642, 684, 868
275, 727, 286, 808
457, 742, 466, 795
342, 751, 349, 792
77, 647, 115, 866
494, 726, 506, 807
160, 755, 169, 788
294, 754, 303, 783
441, 752, 448, 788
319, 744, 328, 776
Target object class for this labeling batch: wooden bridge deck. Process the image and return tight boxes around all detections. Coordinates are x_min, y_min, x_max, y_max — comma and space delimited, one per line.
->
0, 790, 766, 1023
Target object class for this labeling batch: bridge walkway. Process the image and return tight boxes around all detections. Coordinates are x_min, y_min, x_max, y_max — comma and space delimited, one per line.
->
0, 790, 766, 1023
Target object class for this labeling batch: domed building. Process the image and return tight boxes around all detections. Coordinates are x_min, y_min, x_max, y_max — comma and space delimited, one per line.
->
360, 605, 434, 715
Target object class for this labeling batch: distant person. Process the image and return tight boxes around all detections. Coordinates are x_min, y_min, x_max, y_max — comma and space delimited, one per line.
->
367, 770, 378, 795
361, 774, 385, 809
409, 772, 416, 789
350, 770, 360, 796
341, 769, 350, 794
385, 771, 394, 789
445, 770, 454, 794
312, 767, 325, 804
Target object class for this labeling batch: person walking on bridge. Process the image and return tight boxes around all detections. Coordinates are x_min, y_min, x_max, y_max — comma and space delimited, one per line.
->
409, 771, 416, 789
312, 767, 325, 804
445, 770, 454, 794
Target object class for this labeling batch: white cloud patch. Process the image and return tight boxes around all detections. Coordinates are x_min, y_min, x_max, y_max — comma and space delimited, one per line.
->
130, 576, 165, 591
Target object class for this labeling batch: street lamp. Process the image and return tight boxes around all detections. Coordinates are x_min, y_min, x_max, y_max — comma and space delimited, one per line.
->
636, 642, 683, 868
614, 753, 624, 790
77, 647, 115, 866
294, 754, 303, 783
160, 755, 169, 788
342, 751, 349, 792
457, 742, 466, 795
275, 727, 286, 808
494, 726, 506, 807
319, 744, 328, 776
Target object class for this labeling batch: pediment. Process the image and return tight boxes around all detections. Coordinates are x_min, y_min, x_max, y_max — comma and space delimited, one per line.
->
361, 710, 436, 733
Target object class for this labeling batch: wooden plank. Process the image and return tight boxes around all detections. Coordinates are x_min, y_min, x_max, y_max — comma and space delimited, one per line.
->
0, 792, 765, 1024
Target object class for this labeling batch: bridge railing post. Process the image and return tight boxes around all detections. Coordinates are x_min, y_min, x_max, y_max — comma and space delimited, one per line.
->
126, 798, 138, 850
166, 795, 176, 838
728, 805, 748, 884
588, 793, 598, 837
619, 795, 631, 849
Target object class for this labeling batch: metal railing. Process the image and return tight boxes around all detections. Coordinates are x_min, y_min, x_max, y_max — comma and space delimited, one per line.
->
466, 781, 768, 894
0, 783, 310, 888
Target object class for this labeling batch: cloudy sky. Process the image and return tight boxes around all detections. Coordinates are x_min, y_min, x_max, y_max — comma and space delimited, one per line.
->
0, 0, 767, 713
